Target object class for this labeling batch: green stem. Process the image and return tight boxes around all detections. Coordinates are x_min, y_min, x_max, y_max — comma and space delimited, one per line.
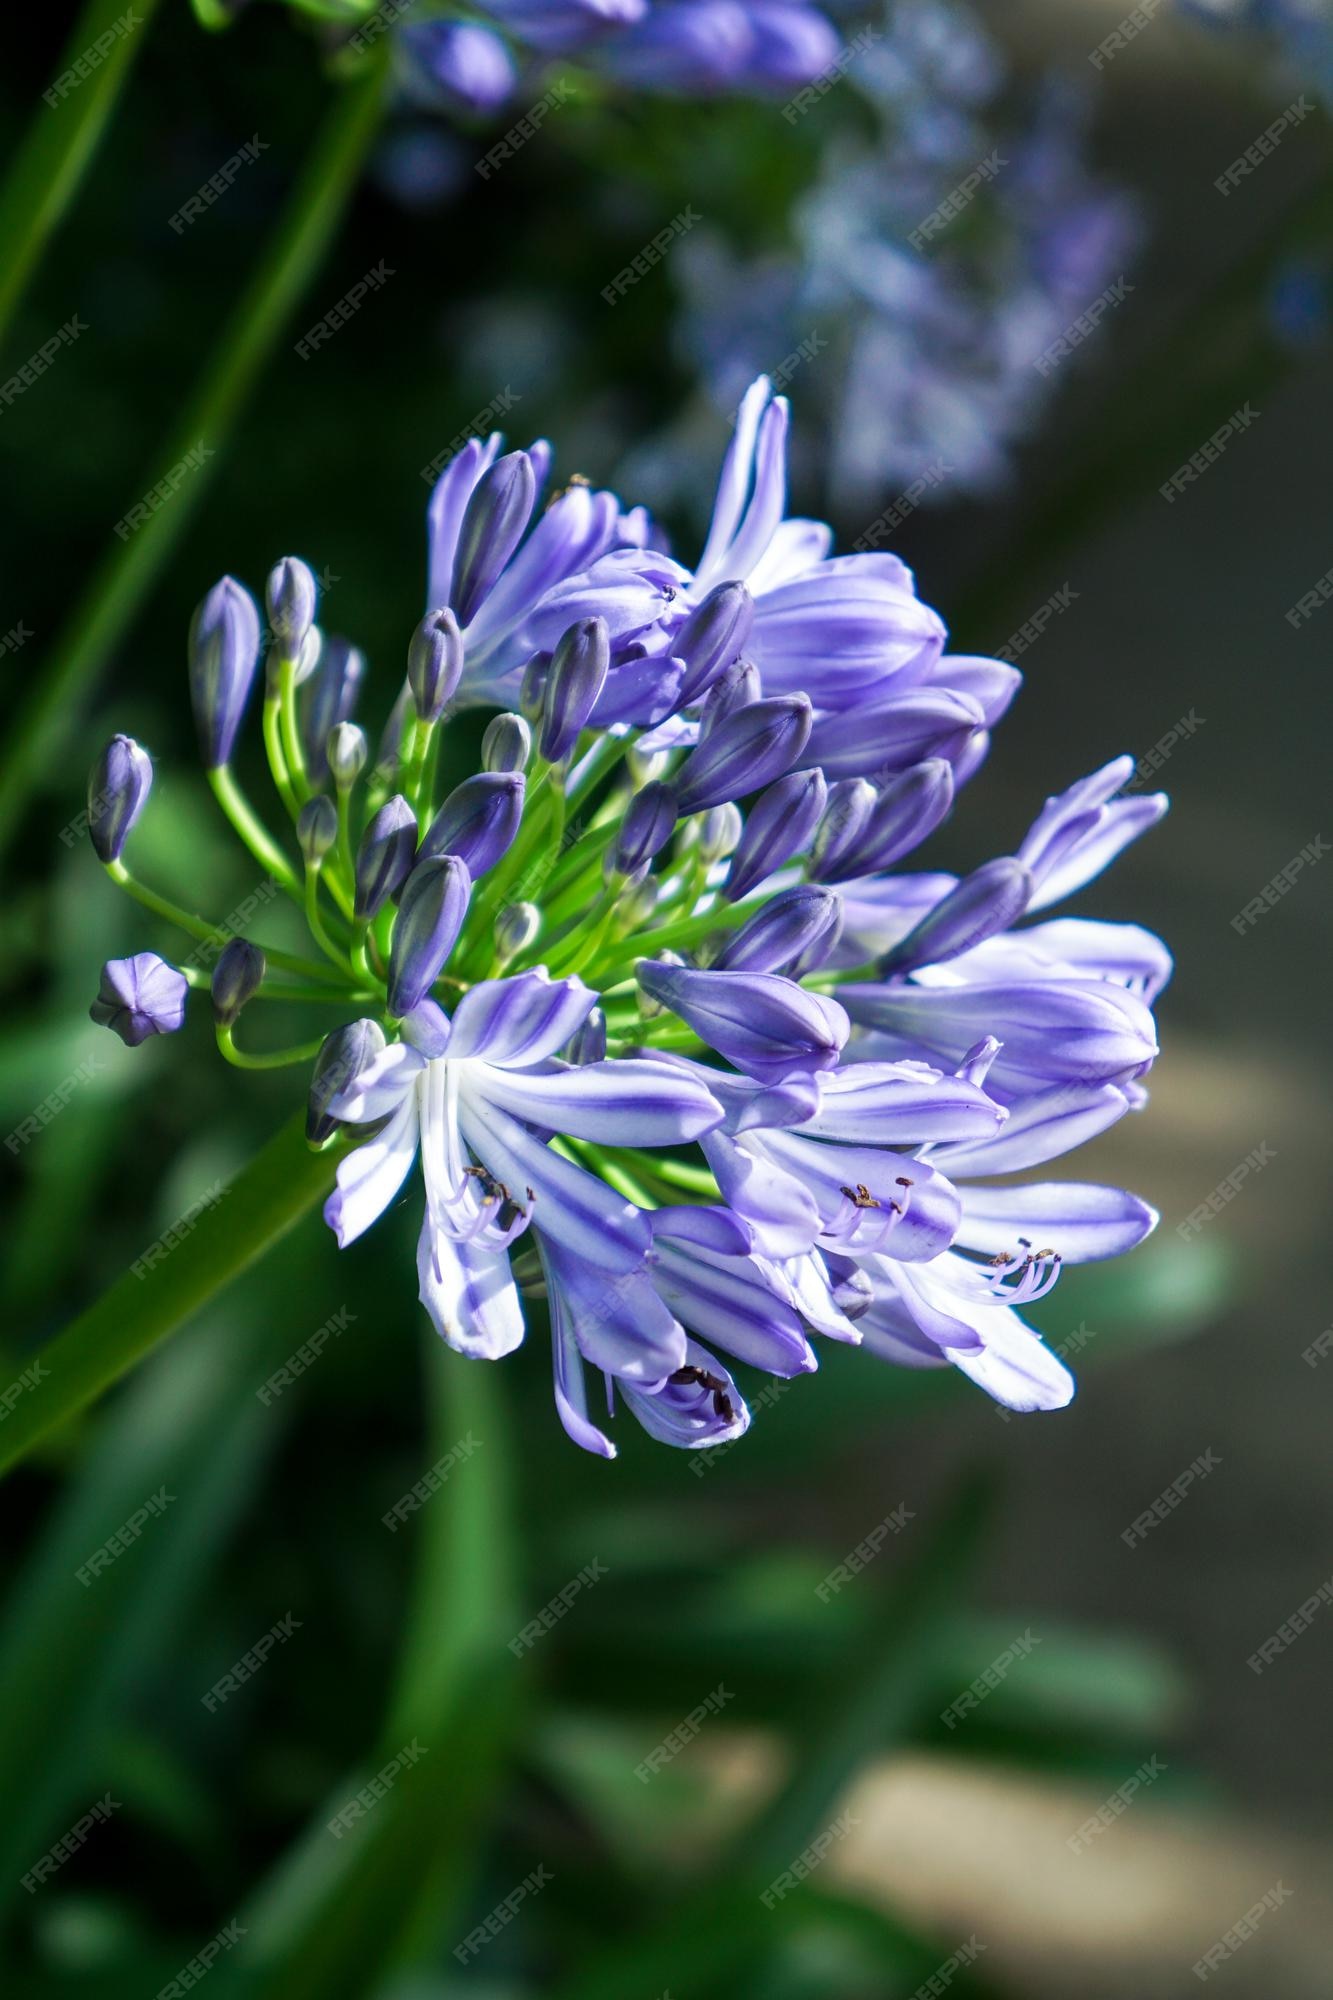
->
278, 658, 312, 806
209, 763, 302, 898
0, 1112, 348, 1481
589, 894, 758, 987
218, 1025, 326, 1070
0, 0, 163, 352
107, 856, 350, 987
263, 693, 303, 828
0, 57, 389, 864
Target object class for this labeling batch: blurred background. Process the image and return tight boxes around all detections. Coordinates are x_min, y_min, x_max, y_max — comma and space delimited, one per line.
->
2, 1, 1332, 1994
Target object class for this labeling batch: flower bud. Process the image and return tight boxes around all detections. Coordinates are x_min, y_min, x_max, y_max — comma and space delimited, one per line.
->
421, 772, 524, 876
481, 711, 531, 773
880, 857, 1033, 975
699, 658, 761, 740
387, 855, 472, 1015
637, 948, 684, 1020
306, 1018, 386, 1145
451, 450, 538, 627
675, 581, 755, 705
673, 695, 812, 816
407, 607, 464, 723
725, 767, 827, 902
540, 616, 610, 762
699, 802, 742, 863
611, 780, 677, 878
297, 795, 338, 866
189, 575, 261, 768
304, 637, 365, 781
519, 656, 545, 723
327, 720, 368, 789
495, 901, 540, 962
266, 557, 317, 655
715, 885, 843, 978
211, 938, 266, 1027
88, 733, 153, 863
354, 794, 418, 919
809, 778, 877, 880
834, 760, 955, 880
290, 624, 323, 689
375, 683, 412, 788
620, 876, 658, 930
565, 1004, 606, 1065
628, 742, 669, 786
90, 953, 188, 1047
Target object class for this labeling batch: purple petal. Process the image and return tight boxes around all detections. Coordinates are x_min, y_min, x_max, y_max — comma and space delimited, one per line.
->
475, 1057, 723, 1145
956, 1181, 1159, 1263
637, 961, 848, 1084
417, 1212, 525, 1358
444, 968, 597, 1066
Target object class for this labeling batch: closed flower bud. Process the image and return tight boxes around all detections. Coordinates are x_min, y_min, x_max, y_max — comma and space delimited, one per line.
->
211, 938, 266, 1027
88, 733, 153, 863
638, 948, 685, 1019
611, 781, 677, 878
297, 795, 338, 866
306, 1018, 385, 1145
565, 1004, 606, 1065
809, 778, 877, 880
540, 617, 610, 762
620, 876, 658, 929
90, 953, 187, 1047
880, 856, 1033, 975
354, 794, 419, 919
387, 854, 472, 1015
835, 759, 955, 880
304, 637, 365, 782
266, 557, 317, 655
421, 772, 524, 876
673, 695, 812, 816
451, 450, 538, 627
725, 767, 827, 902
676, 581, 755, 704
375, 683, 412, 788
327, 720, 368, 789
715, 885, 843, 978
699, 658, 761, 740
495, 901, 540, 962
290, 623, 323, 689
481, 711, 531, 773
408, 607, 464, 723
700, 801, 743, 863
189, 575, 261, 769
518, 655, 545, 723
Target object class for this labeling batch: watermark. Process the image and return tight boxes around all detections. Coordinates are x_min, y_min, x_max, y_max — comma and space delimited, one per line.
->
635, 1685, 734, 1781
1089, 0, 1164, 70
759, 1810, 860, 1907
21, 1795, 120, 1892
0, 1361, 49, 1423
781, 25, 881, 123
1121, 1451, 1221, 1547
1068, 1756, 1167, 1850
202, 1613, 301, 1711
1285, 561, 1333, 630
1122, 709, 1204, 789
1231, 842, 1327, 935
729, 332, 826, 420
182, 879, 282, 971
0, 316, 88, 414
44, 11, 140, 106
940, 1629, 1040, 1728
258, 1307, 356, 1405
382, 1432, 481, 1531
4, 1054, 104, 1152
1216, 97, 1314, 195
1193, 1883, 1293, 1980
168, 137, 268, 233
114, 441, 215, 540
131, 1181, 228, 1278
994, 583, 1079, 662
327, 1739, 427, 1838
295, 262, 394, 361
346, 0, 420, 55
420, 387, 522, 484
0, 619, 33, 658
815, 1504, 914, 1601
690, 1378, 792, 1474
1248, 1576, 1333, 1673
909, 152, 1005, 251
509, 1559, 608, 1656
156, 1919, 246, 1996
476, 80, 574, 181
454, 1866, 553, 1962
76, 1488, 174, 1585
1160, 403, 1259, 503
1034, 277, 1133, 376
1177, 1146, 1275, 1237
910, 1938, 987, 1998
852, 458, 953, 548
602, 207, 702, 305
1301, 1325, 1333, 1368
996, 1323, 1098, 1421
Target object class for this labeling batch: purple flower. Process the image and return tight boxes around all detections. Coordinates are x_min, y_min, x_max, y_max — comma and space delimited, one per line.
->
90, 953, 188, 1047
463, 0, 839, 96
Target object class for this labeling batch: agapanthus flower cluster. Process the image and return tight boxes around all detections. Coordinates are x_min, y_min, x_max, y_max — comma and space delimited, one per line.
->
656, 0, 1139, 509
89, 376, 1169, 1455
